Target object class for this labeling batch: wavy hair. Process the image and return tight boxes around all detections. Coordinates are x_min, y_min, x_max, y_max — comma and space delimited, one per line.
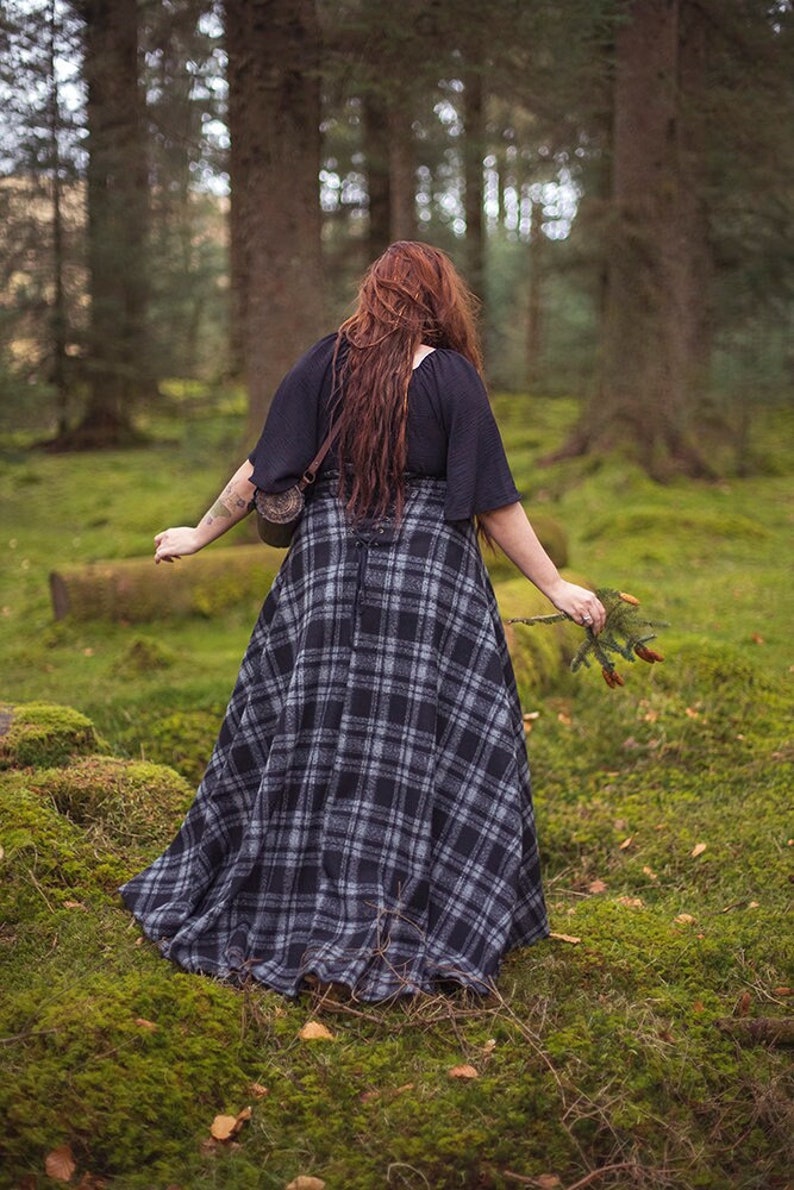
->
332, 241, 482, 523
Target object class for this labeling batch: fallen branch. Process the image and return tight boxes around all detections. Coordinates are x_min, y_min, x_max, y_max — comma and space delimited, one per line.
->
716, 1017, 794, 1046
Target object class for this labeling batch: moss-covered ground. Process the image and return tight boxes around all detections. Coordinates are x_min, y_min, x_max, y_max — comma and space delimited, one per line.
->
0, 397, 791, 1189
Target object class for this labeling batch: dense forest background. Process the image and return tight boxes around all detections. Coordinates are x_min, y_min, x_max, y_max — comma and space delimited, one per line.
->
1, 0, 793, 474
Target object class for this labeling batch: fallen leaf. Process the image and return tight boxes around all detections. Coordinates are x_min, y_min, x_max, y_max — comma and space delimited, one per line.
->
298, 1020, 335, 1041
642, 707, 660, 723
537, 1177, 563, 1190
249, 1082, 269, 1098
619, 836, 633, 850
734, 992, 752, 1017
63, 900, 87, 910
549, 932, 581, 944
691, 842, 707, 858
587, 879, 608, 894
674, 913, 697, 925
773, 987, 792, 997
76, 1175, 110, 1190
557, 711, 572, 726
448, 1064, 479, 1079
285, 1178, 326, 1190
45, 1145, 76, 1183
522, 711, 540, 722
210, 1107, 251, 1142
750, 632, 765, 645
617, 896, 644, 908
618, 591, 640, 605
482, 1038, 497, 1054
748, 900, 760, 909
685, 706, 700, 719
642, 865, 658, 880
692, 1000, 705, 1013
210, 1115, 239, 1142
359, 1090, 380, 1104
134, 1017, 158, 1031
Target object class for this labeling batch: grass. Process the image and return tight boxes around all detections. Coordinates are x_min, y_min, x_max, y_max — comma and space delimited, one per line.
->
0, 395, 792, 1189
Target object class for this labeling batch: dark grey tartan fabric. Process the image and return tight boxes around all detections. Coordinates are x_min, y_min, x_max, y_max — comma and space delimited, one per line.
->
120, 478, 548, 999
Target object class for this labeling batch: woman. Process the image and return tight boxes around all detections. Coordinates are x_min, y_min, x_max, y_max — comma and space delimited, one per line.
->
121, 242, 605, 1001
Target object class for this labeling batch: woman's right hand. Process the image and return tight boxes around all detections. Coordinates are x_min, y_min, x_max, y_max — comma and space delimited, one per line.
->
154, 526, 202, 564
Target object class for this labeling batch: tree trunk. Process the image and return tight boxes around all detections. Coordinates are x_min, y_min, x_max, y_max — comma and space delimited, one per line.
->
525, 197, 543, 388
62, 0, 150, 448
224, 0, 324, 445
549, 0, 712, 477
364, 90, 392, 260
389, 103, 415, 242
463, 64, 485, 300
47, 0, 70, 436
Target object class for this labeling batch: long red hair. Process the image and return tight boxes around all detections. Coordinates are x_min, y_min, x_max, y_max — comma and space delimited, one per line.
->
333, 241, 482, 523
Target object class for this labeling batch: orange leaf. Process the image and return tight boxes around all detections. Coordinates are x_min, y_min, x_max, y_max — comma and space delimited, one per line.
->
674, 913, 697, 925
617, 896, 644, 908
618, 591, 640, 605
134, 1018, 158, 1031
298, 1020, 335, 1041
448, 1064, 479, 1079
549, 932, 581, 944
734, 992, 752, 1018
45, 1146, 76, 1183
210, 1115, 239, 1142
691, 842, 707, 858
618, 836, 633, 850
285, 1178, 327, 1190
249, 1082, 269, 1098
587, 879, 608, 894
210, 1107, 251, 1142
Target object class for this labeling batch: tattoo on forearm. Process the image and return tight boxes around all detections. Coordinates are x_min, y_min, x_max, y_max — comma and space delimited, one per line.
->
208, 499, 232, 520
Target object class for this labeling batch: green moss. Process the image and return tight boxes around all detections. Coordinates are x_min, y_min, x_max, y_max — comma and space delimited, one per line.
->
585, 504, 768, 543
0, 701, 106, 770
30, 756, 193, 849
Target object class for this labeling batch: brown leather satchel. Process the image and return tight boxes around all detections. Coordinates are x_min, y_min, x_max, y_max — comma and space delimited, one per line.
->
254, 420, 343, 548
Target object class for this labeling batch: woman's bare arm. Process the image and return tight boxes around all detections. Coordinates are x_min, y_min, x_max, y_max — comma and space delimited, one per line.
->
154, 460, 256, 564
479, 501, 606, 631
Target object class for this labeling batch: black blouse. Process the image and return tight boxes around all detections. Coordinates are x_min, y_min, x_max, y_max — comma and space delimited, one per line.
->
248, 333, 520, 521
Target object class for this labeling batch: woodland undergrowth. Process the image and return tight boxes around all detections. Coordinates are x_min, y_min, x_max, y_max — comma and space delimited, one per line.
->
0, 398, 791, 1189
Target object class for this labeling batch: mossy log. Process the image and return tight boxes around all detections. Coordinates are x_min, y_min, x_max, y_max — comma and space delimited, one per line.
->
49, 516, 568, 625
50, 544, 283, 623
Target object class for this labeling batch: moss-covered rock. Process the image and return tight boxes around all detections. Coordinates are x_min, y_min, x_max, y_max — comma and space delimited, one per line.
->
0, 701, 106, 770
116, 636, 177, 675
485, 510, 569, 579
30, 756, 193, 849
495, 575, 584, 703
136, 709, 220, 785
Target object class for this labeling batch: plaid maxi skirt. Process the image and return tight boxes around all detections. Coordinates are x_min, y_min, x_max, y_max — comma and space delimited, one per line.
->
120, 478, 548, 999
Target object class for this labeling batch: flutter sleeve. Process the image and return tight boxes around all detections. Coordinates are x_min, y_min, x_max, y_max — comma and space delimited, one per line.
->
247, 334, 337, 492
434, 351, 521, 520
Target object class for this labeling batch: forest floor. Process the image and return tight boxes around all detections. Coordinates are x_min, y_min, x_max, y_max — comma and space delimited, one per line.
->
0, 394, 792, 1189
